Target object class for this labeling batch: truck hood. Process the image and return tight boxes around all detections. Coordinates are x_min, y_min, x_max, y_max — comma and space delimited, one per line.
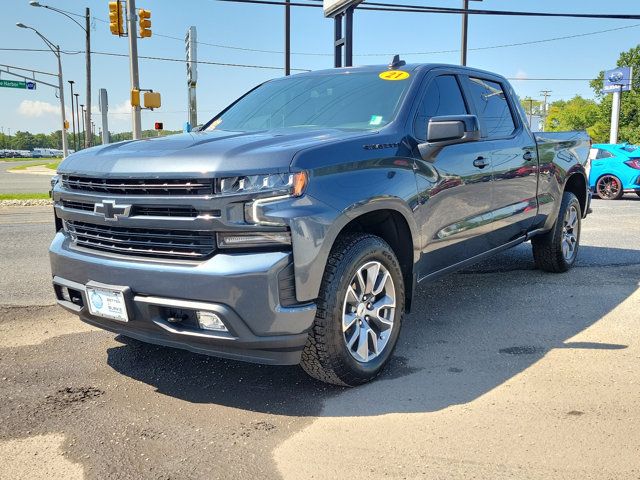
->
58, 128, 374, 177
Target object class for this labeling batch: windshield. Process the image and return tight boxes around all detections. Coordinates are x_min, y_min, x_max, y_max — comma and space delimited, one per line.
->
205, 71, 412, 132
622, 144, 638, 152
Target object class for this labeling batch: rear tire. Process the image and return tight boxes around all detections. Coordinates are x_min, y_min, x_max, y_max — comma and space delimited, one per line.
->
595, 174, 623, 200
532, 191, 581, 273
300, 234, 405, 386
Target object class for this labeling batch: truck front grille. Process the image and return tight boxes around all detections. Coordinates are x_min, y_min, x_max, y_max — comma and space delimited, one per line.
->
61, 200, 207, 218
66, 220, 216, 259
61, 175, 214, 196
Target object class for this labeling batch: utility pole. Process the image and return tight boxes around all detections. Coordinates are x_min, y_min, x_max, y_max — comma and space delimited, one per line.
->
126, 0, 142, 139
460, 0, 482, 66
610, 86, 621, 144
99, 88, 110, 145
285, 0, 290, 75
68, 80, 77, 151
186, 26, 198, 128
460, 0, 469, 66
85, 7, 92, 148
540, 90, 551, 132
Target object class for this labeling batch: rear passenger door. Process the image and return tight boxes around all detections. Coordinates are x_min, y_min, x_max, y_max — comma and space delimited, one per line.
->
412, 72, 497, 277
461, 75, 539, 247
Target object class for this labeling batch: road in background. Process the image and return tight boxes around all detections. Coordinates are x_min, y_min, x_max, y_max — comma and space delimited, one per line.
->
0, 160, 54, 194
0, 197, 639, 479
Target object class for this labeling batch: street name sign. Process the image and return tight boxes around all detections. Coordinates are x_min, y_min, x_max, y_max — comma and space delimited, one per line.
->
0, 79, 37, 90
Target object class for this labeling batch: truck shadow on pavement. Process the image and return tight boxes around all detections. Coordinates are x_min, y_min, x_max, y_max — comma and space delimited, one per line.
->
106, 244, 639, 417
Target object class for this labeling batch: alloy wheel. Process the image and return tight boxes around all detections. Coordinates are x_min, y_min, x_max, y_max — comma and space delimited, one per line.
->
342, 261, 396, 363
596, 175, 621, 199
561, 204, 579, 261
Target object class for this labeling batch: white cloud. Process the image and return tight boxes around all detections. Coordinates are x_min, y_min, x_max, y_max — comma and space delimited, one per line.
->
17, 100, 62, 117
514, 69, 528, 81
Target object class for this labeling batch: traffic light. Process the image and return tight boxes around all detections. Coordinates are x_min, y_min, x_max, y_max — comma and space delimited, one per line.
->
130, 89, 140, 107
64, 120, 69, 130
108, 1, 124, 36
143, 91, 161, 109
154, 122, 163, 130
138, 9, 152, 38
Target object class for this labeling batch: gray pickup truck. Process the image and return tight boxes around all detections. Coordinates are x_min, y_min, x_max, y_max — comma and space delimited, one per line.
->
50, 61, 591, 386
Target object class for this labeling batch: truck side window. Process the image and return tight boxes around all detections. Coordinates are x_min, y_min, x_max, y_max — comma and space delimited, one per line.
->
414, 75, 467, 140
467, 77, 516, 138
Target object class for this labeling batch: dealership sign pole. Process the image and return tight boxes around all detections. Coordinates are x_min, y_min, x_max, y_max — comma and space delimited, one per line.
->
602, 66, 633, 144
324, 0, 363, 68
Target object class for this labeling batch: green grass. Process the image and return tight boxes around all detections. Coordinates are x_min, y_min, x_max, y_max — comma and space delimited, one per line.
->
0, 157, 58, 162
8, 160, 60, 171
0, 193, 50, 200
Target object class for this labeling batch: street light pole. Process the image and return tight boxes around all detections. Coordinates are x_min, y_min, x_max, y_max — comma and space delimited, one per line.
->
75, 94, 81, 148
29, 2, 92, 149
16, 23, 68, 157
68, 80, 77, 151
460, 0, 469, 66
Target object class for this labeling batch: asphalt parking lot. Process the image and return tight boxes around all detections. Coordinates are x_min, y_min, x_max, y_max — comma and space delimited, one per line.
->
1, 196, 639, 479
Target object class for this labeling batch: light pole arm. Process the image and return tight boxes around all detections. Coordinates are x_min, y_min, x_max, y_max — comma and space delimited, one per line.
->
42, 4, 86, 31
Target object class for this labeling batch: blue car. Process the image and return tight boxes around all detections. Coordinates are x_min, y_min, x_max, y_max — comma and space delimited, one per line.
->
590, 143, 640, 200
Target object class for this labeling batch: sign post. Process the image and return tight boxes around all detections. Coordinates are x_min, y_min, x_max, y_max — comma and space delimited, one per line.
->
602, 66, 633, 144
324, 0, 363, 68
98, 88, 110, 145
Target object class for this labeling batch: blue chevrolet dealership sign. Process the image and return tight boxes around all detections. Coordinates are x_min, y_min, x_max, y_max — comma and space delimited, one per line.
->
603, 66, 633, 93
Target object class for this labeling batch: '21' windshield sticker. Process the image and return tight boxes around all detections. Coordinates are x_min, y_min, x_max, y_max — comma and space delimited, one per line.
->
379, 70, 410, 81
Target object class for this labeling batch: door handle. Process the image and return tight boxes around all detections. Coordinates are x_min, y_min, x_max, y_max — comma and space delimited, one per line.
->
523, 151, 534, 161
473, 156, 489, 169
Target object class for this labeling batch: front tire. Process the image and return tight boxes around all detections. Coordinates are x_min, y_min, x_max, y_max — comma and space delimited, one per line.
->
532, 191, 582, 273
300, 234, 405, 386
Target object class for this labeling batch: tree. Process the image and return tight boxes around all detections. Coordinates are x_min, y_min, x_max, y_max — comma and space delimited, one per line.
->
544, 96, 600, 135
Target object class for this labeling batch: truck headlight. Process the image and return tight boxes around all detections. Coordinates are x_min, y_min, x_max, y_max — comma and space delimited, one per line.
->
218, 172, 307, 197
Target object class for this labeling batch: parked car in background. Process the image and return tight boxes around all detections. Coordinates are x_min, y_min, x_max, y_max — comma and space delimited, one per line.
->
590, 143, 640, 199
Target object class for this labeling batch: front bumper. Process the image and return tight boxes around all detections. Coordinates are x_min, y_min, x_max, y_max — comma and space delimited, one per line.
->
49, 233, 316, 365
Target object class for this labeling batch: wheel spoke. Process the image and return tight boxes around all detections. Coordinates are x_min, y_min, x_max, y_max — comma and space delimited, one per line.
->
343, 312, 358, 332
368, 328, 379, 356
346, 322, 360, 349
355, 270, 366, 298
364, 263, 380, 295
346, 286, 359, 304
356, 324, 370, 362
372, 270, 390, 296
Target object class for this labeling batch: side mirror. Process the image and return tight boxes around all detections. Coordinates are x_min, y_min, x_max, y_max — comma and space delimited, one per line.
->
419, 115, 481, 161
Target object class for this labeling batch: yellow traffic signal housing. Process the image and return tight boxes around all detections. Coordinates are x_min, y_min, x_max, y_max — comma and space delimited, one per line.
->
143, 91, 161, 109
108, 1, 125, 36
130, 89, 140, 107
138, 9, 152, 38
64, 120, 69, 130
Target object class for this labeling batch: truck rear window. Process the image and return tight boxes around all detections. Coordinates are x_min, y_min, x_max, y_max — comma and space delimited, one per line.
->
205, 71, 412, 132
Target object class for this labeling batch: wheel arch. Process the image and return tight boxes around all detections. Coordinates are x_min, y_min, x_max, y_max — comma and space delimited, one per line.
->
564, 171, 589, 214
332, 205, 419, 312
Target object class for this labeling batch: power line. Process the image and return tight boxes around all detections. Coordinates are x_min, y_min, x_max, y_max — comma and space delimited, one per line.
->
211, 0, 640, 19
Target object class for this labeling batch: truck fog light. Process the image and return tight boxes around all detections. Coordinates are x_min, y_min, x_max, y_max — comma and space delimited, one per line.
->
196, 311, 227, 332
60, 287, 71, 302
216, 231, 291, 248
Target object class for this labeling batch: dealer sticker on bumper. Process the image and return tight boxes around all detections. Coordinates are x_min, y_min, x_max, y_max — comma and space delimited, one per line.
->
86, 286, 129, 322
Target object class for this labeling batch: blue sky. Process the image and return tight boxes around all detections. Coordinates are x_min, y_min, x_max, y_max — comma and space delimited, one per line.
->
0, 0, 638, 134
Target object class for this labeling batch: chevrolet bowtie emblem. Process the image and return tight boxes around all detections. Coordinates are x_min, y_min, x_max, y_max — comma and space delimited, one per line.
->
94, 200, 131, 221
